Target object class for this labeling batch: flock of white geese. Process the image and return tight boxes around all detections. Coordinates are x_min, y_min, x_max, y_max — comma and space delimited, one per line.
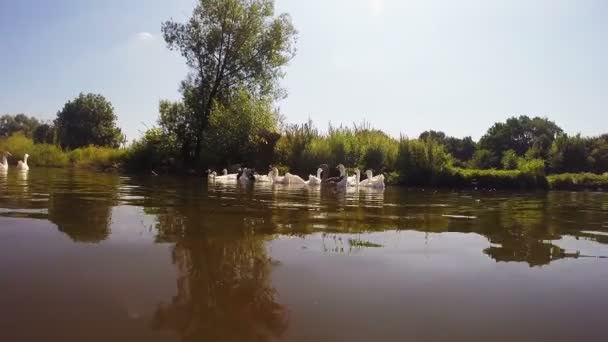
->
208, 164, 385, 189
0, 152, 30, 172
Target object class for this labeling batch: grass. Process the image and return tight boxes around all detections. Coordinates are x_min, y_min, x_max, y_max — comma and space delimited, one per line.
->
0, 133, 126, 171
349, 239, 383, 248
448, 167, 549, 190
548, 173, 608, 190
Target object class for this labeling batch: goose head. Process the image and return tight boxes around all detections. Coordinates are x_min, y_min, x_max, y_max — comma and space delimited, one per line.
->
366, 169, 373, 180
336, 164, 346, 176
316, 167, 323, 178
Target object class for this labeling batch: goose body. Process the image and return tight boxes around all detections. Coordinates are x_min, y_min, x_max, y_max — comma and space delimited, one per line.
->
360, 170, 385, 188
347, 169, 361, 187
306, 168, 323, 186
285, 173, 307, 185
0, 152, 10, 171
16, 154, 29, 171
254, 171, 273, 183
270, 167, 289, 184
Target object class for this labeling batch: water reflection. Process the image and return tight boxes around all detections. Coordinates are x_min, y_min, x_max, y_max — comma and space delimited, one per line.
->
1, 169, 608, 340
148, 206, 288, 341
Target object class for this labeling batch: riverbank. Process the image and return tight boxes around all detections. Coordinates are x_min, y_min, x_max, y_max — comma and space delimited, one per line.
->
2, 133, 608, 191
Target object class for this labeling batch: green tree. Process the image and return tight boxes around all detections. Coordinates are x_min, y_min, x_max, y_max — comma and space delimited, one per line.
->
33, 123, 56, 144
589, 134, 608, 173
547, 134, 591, 173
0, 114, 41, 138
479, 116, 562, 160
444, 136, 476, 163
161, 0, 297, 167
203, 90, 279, 169
501, 149, 519, 170
419, 130, 446, 143
55, 93, 125, 149
469, 149, 496, 169
158, 99, 196, 161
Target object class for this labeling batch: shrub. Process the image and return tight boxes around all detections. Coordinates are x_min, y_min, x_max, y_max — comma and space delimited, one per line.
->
501, 150, 518, 170
69, 146, 126, 171
548, 173, 608, 190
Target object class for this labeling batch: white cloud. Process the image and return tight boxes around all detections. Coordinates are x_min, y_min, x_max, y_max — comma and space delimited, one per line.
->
134, 32, 155, 42
369, 0, 385, 16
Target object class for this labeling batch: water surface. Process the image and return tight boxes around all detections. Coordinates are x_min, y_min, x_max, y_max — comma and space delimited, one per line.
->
1, 169, 607, 341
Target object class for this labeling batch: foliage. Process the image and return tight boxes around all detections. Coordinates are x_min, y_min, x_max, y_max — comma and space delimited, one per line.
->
588, 134, 608, 174
203, 90, 280, 170
275, 122, 398, 176
468, 149, 496, 169
124, 128, 177, 172
161, 0, 297, 165
275, 120, 319, 173
395, 137, 452, 185
0, 133, 124, 170
479, 116, 562, 161
55, 93, 125, 149
419, 130, 476, 164
68, 146, 126, 171
501, 149, 519, 170
158, 99, 195, 162
33, 123, 56, 144
548, 173, 608, 190
450, 168, 548, 190
547, 134, 591, 173
0, 113, 41, 138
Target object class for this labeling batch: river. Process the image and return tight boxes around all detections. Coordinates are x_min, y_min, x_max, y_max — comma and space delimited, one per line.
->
0, 168, 607, 341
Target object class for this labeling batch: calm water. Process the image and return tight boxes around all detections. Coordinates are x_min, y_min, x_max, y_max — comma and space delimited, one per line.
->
1, 169, 607, 341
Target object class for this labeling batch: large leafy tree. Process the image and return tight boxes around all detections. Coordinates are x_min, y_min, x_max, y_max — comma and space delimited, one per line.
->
33, 123, 56, 144
589, 134, 608, 173
55, 93, 125, 149
203, 90, 279, 169
0, 113, 41, 138
547, 134, 591, 173
479, 116, 562, 162
162, 0, 297, 166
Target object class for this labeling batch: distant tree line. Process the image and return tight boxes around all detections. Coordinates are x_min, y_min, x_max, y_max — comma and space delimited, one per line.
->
417, 115, 608, 174
1, 93, 125, 149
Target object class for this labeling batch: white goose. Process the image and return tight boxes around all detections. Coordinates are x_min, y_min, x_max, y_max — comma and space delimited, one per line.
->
254, 171, 273, 183
208, 169, 237, 183
17, 153, 29, 171
360, 169, 385, 188
270, 167, 289, 184
0, 152, 11, 171
285, 172, 307, 185
306, 168, 323, 186
347, 169, 361, 187
222, 168, 238, 180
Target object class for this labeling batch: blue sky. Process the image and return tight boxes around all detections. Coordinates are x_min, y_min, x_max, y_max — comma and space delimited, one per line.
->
1, 0, 606, 141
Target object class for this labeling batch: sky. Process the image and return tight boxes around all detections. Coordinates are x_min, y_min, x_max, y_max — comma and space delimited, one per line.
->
1, 0, 607, 141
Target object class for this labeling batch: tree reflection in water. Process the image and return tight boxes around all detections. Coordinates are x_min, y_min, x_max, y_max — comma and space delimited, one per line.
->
48, 171, 120, 243
148, 205, 288, 342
